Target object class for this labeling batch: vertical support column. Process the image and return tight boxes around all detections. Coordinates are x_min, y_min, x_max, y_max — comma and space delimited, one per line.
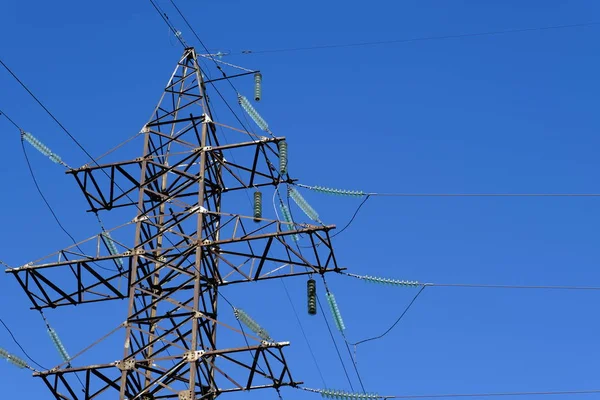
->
119, 124, 152, 399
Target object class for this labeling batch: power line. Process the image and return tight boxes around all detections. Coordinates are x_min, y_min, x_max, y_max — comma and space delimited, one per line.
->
330, 195, 370, 240
341, 336, 366, 392
238, 21, 600, 55
0, 58, 96, 163
21, 141, 79, 247
0, 109, 23, 131
0, 317, 46, 370
349, 286, 426, 347
298, 194, 368, 248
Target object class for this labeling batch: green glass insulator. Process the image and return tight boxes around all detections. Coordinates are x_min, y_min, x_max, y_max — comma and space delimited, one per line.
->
278, 140, 288, 175
307, 279, 317, 315
253, 191, 262, 222
254, 72, 262, 102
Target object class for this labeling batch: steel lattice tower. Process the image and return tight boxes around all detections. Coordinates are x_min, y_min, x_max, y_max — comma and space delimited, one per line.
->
7, 47, 340, 399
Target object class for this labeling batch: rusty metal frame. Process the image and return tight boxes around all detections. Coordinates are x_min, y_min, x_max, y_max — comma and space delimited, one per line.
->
6, 47, 339, 399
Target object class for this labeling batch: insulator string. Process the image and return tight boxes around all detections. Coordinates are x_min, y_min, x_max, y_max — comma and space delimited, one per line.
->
254, 72, 262, 101
307, 279, 317, 315
289, 186, 321, 223
297, 183, 600, 197
278, 140, 288, 176
253, 191, 262, 222
325, 292, 346, 332
21, 131, 69, 167
238, 94, 270, 132
47, 327, 71, 363
233, 308, 272, 342
0, 347, 31, 370
101, 231, 125, 271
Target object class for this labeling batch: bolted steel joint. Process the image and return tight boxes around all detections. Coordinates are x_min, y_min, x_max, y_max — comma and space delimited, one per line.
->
116, 358, 135, 371
178, 390, 194, 400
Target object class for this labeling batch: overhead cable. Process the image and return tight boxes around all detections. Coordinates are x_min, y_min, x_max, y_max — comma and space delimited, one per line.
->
238, 21, 600, 55
349, 286, 426, 347
0, 108, 23, 131
0, 317, 46, 370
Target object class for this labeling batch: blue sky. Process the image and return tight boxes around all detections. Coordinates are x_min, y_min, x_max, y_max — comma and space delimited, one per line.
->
1, 1, 600, 398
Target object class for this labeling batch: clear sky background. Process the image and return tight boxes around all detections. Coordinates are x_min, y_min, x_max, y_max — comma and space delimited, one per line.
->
1, 1, 599, 399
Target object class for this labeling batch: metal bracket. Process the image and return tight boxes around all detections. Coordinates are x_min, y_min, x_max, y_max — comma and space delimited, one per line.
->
188, 205, 208, 214
133, 215, 149, 222
183, 350, 205, 362
116, 358, 135, 371
178, 390, 194, 400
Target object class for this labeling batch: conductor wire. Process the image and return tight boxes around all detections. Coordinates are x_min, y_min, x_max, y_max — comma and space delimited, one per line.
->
0, 108, 23, 131
0, 317, 46, 370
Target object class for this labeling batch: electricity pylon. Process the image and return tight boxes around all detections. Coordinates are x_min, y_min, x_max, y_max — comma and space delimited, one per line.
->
6, 47, 340, 399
